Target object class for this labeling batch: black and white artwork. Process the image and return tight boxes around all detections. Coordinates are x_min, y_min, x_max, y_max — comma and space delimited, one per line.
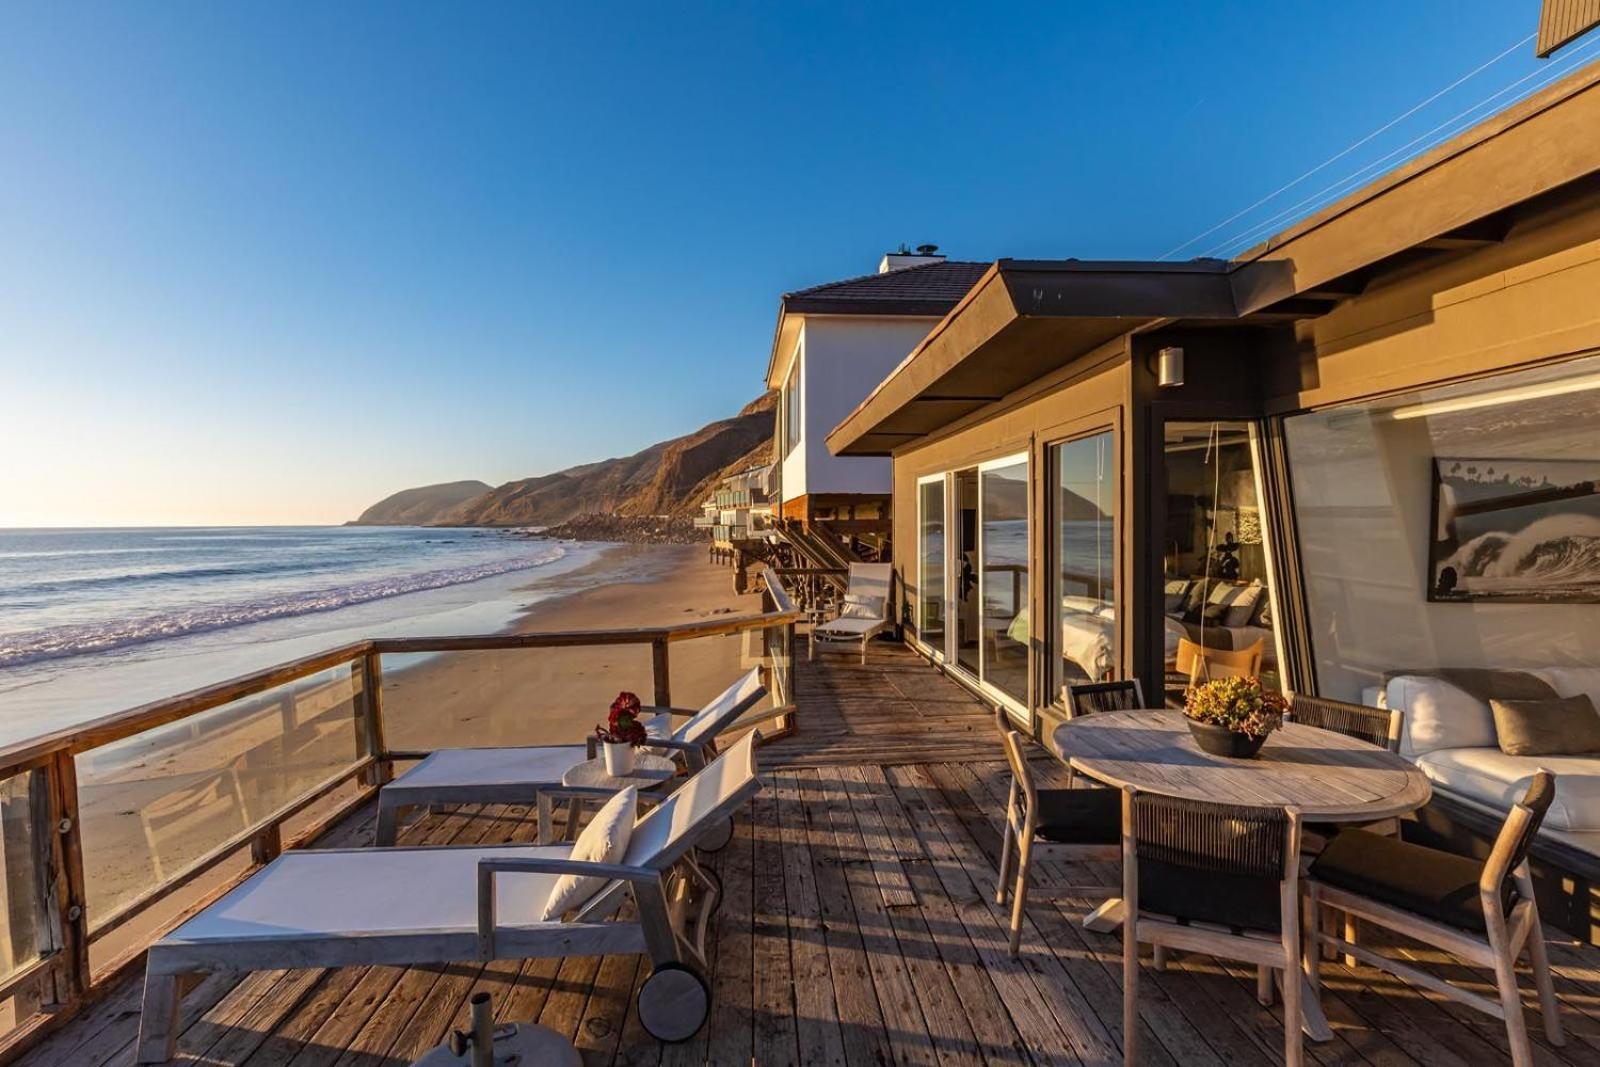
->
1429, 457, 1600, 603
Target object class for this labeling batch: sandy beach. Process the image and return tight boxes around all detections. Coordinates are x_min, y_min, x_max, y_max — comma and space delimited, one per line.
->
380, 542, 764, 751
70, 542, 760, 952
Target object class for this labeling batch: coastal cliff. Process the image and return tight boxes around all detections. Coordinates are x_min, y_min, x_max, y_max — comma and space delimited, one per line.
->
348, 480, 493, 526
352, 394, 774, 534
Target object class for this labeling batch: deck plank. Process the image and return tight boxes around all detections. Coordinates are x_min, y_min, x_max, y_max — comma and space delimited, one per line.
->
23, 648, 1600, 1067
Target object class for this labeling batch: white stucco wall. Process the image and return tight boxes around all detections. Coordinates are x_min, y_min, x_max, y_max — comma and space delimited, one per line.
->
799, 316, 935, 498
777, 332, 806, 503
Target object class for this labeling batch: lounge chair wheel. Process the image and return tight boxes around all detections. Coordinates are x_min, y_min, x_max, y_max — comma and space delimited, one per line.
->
694, 816, 734, 853
637, 962, 709, 1042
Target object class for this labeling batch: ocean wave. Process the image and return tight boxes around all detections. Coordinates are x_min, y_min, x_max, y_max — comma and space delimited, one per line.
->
0, 546, 568, 669
1444, 514, 1600, 587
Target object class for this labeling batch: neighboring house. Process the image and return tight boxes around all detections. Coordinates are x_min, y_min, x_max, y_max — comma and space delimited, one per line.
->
697, 464, 773, 551
826, 63, 1600, 932
765, 247, 988, 548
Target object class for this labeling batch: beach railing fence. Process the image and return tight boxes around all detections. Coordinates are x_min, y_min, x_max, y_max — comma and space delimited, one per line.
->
0, 567, 800, 1062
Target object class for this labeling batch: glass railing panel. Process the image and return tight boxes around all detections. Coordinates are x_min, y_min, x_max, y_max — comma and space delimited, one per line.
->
76, 661, 367, 928
379, 645, 657, 753
0, 769, 54, 994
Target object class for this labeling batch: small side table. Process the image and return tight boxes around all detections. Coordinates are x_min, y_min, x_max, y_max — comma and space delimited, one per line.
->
543, 752, 678, 842
412, 1021, 580, 1066
561, 752, 677, 791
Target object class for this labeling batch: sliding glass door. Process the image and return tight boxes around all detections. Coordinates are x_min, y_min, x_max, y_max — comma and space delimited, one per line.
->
979, 455, 1030, 708
1051, 431, 1117, 702
916, 476, 945, 651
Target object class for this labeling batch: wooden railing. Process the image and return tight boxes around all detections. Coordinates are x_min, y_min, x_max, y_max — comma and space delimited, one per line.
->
0, 567, 802, 1063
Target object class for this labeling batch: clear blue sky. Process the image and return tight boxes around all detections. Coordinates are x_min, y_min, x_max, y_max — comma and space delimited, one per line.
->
0, 2, 1574, 525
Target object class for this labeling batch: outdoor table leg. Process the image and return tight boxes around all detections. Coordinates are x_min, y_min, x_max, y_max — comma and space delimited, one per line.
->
1082, 897, 1125, 933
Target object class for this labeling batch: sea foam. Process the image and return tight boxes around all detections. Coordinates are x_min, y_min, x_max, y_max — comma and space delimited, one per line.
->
0, 545, 567, 668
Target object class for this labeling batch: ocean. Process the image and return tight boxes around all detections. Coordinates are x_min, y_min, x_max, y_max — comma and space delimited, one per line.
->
0, 526, 612, 744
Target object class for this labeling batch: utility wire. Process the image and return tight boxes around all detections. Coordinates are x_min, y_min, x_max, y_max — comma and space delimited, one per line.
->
1201, 41, 1600, 259
1158, 32, 1535, 261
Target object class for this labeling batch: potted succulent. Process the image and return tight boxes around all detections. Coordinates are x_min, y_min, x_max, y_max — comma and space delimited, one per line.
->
595, 691, 649, 775
1183, 676, 1287, 759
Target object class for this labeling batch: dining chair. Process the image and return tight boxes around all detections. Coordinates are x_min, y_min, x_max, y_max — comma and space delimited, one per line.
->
994, 709, 1120, 957
1180, 637, 1265, 686
1061, 680, 1145, 788
1121, 787, 1304, 1067
1288, 693, 1402, 751
1064, 679, 1147, 717
1306, 771, 1563, 1067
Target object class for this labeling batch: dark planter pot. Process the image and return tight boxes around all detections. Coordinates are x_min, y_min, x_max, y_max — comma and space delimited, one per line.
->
1186, 718, 1268, 759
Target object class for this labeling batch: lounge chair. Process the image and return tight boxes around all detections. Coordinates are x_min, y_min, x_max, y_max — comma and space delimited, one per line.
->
136, 732, 764, 1062
808, 562, 893, 664
375, 667, 766, 846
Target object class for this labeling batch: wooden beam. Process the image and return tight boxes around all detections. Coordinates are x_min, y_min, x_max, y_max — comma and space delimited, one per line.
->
1418, 216, 1511, 251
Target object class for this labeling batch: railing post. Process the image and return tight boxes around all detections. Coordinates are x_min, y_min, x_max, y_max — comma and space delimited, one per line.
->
46, 750, 88, 1001
358, 649, 390, 787
651, 638, 671, 709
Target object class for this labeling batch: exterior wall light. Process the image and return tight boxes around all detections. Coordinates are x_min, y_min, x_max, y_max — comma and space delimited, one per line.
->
1157, 346, 1185, 388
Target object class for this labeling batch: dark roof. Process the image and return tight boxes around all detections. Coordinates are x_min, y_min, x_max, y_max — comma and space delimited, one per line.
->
781, 260, 991, 317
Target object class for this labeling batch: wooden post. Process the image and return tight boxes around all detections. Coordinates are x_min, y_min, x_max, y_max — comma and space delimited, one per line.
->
249, 822, 282, 867
358, 650, 390, 787
651, 639, 671, 709
46, 751, 89, 1001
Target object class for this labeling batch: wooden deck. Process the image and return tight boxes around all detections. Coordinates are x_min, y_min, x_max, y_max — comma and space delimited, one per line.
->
21, 647, 1600, 1066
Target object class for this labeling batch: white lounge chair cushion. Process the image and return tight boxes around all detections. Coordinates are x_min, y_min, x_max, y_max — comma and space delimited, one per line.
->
386, 746, 588, 794
1415, 747, 1600, 831
676, 668, 763, 748
838, 594, 885, 621
170, 845, 570, 942
541, 786, 636, 920
815, 616, 884, 638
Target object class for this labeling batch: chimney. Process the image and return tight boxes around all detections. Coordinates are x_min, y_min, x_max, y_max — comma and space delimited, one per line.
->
878, 242, 945, 274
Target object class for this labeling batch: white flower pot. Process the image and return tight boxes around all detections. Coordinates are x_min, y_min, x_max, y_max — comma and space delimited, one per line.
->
603, 741, 636, 776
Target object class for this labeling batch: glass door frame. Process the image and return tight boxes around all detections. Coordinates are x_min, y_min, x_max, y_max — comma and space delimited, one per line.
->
1043, 422, 1121, 710
976, 451, 1032, 726
913, 472, 949, 666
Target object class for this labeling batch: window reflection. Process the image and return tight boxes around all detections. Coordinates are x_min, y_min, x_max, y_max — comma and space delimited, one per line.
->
1053, 432, 1116, 700
981, 458, 1029, 704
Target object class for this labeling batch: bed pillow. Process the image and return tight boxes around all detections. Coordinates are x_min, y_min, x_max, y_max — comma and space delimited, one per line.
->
1491, 695, 1600, 757
1163, 579, 1193, 615
540, 786, 637, 920
838, 594, 885, 621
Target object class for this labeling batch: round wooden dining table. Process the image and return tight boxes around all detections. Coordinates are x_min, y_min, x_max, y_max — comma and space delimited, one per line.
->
1051, 709, 1431, 823
1050, 708, 1432, 1042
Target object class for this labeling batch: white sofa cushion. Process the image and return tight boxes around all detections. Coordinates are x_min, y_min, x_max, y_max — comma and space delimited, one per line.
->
1387, 675, 1497, 758
1415, 748, 1600, 831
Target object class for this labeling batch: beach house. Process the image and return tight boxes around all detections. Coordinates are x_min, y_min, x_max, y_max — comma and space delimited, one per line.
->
766, 247, 989, 551
827, 62, 1600, 932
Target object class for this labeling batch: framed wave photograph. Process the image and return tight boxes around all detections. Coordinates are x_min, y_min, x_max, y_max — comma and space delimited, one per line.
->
1428, 457, 1600, 603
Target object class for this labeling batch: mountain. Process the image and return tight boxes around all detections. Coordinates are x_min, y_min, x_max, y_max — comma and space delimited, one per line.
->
353, 394, 776, 528
349, 480, 493, 526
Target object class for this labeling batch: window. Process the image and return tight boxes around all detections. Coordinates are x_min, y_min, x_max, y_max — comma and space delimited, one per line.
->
980, 455, 1029, 705
1162, 421, 1279, 702
917, 477, 945, 650
782, 355, 802, 458
1051, 431, 1116, 701
1284, 354, 1600, 702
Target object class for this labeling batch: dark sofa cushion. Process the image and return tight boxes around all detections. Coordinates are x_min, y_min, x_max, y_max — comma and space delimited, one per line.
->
1309, 829, 1508, 933
1033, 788, 1122, 846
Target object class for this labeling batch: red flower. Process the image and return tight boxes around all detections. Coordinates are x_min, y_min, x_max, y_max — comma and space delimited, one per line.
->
596, 691, 648, 745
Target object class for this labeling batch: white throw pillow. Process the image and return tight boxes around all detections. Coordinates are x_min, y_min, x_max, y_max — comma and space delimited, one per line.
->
539, 786, 637, 920
1388, 676, 1498, 758
839, 594, 884, 621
